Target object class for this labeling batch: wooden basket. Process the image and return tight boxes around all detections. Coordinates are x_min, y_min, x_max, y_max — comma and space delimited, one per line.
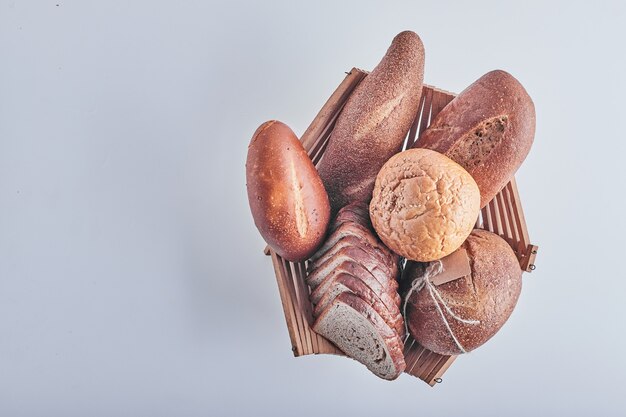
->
264, 68, 538, 386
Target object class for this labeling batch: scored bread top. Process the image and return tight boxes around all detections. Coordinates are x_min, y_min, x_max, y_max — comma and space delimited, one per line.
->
415, 70, 535, 208
317, 31, 425, 214
404, 229, 522, 355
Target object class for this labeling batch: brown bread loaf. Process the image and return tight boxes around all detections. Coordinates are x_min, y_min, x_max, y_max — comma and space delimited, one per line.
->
414, 70, 535, 208
317, 31, 425, 214
246, 120, 330, 261
403, 229, 522, 355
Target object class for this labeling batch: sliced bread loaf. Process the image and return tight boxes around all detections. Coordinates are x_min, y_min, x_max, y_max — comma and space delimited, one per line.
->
306, 246, 398, 291
309, 259, 400, 307
313, 273, 405, 339
309, 234, 397, 273
313, 292, 406, 380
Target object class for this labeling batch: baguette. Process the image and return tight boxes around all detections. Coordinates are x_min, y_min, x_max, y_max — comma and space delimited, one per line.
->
317, 31, 425, 214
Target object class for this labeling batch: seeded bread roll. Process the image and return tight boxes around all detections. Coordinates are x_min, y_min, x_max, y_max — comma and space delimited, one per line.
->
369, 148, 480, 262
403, 229, 522, 355
414, 70, 535, 208
317, 31, 425, 214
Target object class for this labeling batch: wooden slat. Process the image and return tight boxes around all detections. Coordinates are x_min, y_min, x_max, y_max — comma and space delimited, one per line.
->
285, 259, 314, 355
405, 343, 429, 375
481, 205, 494, 233
506, 179, 530, 253
404, 91, 427, 149
501, 183, 522, 251
295, 262, 315, 328
417, 87, 434, 138
307, 102, 346, 159
297, 261, 327, 354
489, 195, 504, 237
430, 90, 448, 120
412, 350, 436, 379
270, 251, 304, 356
474, 211, 483, 229
521, 244, 539, 272
495, 191, 514, 246
280, 257, 309, 356
427, 355, 457, 386
300, 68, 367, 151
425, 354, 452, 385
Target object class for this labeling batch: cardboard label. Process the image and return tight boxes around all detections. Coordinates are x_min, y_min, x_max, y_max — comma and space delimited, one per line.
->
430, 248, 471, 286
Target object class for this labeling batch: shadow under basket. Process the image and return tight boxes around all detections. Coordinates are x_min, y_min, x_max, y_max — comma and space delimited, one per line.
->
264, 68, 539, 386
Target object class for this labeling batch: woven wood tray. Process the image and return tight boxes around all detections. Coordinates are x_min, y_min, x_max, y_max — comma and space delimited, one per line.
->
264, 68, 538, 386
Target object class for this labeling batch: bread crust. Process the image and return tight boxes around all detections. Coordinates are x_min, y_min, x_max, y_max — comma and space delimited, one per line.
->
415, 70, 535, 208
370, 148, 480, 262
246, 121, 330, 261
317, 31, 425, 213
403, 229, 522, 355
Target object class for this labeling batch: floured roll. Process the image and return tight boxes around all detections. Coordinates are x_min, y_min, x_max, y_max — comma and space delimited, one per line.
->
369, 148, 480, 262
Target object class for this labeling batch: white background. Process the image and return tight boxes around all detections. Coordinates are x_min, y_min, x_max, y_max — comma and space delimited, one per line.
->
1, 0, 625, 415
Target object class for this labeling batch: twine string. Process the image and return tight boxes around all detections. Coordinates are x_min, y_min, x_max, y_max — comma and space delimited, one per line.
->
402, 261, 480, 354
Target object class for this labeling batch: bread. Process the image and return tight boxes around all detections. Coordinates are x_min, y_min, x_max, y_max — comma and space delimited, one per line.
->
403, 229, 522, 355
246, 120, 330, 261
306, 246, 397, 291
414, 70, 535, 208
317, 31, 425, 214
306, 203, 405, 378
369, 148, 480, 262
313, 273, 405, 338
309, 234, 397, 273
313, 292, 406, 380
309, 258, 401, 313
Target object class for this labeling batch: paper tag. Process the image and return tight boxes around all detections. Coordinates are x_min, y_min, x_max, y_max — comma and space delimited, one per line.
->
430, 248, 471, 286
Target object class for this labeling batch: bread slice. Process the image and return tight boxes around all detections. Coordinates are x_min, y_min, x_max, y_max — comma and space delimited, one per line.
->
329, 204, 371, 232
313, 292, 406, 380
309, 257, 399, 307
306, 246, 398, 292
309, 222, 380, 262
309, 223, 399, 275
313, 273, 405, 339
309, 234, 396, 273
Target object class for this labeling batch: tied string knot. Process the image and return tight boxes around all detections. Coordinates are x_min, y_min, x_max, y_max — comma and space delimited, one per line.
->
402, 260, 480, 354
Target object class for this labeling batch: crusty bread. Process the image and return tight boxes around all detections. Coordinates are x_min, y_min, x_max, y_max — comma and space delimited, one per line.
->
415, 70, 535, 208
313, 292, 406, 380
313, 273, 405, 339
246, 120, 330, 261
317, 31, 425, 214
370, 148, 480, 262
403, 229, 522, 355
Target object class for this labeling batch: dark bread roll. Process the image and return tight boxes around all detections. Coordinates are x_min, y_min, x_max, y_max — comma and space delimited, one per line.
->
414, 70, 535, 208
403, 229, 522, 355
317, 31, 425, 214
246, 120, 330, 261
